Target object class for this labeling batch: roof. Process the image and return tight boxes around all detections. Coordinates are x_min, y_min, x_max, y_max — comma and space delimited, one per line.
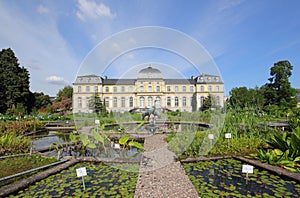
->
137, 66, 163, 79
102, 79, 135, 85
74, 75, 101, 84
165, 79, 195, 84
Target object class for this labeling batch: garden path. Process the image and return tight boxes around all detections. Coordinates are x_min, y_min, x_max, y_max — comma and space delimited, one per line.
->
135, 134, 199, 198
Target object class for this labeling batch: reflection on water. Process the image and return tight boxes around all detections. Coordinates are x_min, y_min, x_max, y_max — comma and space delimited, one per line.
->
31, 131, 70, 151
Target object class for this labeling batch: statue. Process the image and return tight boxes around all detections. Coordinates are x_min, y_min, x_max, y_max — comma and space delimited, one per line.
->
142, 100, 161, 121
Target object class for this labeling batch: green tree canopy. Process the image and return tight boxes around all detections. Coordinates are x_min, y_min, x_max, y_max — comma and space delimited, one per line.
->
33, 92, 52, 110
0, 48, 31, 114
55, 86, 73, 102
229, 86, 264, 110
263, 60, 297, 108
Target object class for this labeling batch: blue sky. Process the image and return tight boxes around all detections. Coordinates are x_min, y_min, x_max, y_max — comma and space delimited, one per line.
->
0, 0, 299, 96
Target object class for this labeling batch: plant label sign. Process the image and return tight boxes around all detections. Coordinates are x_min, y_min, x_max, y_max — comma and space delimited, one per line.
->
76, 167, 87, 177
225, 133, 232, 139
95, 119, 100, 125
208, 134, 214, 140
242, 165, 254, 174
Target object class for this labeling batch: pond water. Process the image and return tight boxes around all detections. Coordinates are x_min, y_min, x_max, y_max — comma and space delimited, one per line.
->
11, 162, 139, 197
183, 158, 300, 197
31, 131, 70, 151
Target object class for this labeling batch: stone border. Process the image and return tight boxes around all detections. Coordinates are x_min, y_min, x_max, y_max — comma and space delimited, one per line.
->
180, 155, 300, 183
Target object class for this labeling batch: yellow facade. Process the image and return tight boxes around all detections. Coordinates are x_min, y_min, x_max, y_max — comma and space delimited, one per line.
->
73, 67, 224, 113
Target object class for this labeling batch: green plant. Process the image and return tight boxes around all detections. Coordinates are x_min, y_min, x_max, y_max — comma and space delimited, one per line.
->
118, 135, 143, 150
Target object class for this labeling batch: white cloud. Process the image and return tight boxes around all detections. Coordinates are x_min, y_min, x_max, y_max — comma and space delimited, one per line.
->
37, 4, 49, 14
46, 76, 69, 85
76, 0, 116, 21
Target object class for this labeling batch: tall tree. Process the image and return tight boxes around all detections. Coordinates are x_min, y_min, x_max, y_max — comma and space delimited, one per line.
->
263, 60, 297, 108
0, 48, 31, 113
89, 94, 107, 116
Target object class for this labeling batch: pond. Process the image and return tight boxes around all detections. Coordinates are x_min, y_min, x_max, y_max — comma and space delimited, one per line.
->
11, 162, 139, 197
183, 158, 300, 197
31, 131, 70, 151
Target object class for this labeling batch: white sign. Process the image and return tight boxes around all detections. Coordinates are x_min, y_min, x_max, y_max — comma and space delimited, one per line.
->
208, 134, 214, 140
76, 167, 87, 177
95, 120, 100, 125
242, 165, 254, 174
225, 133, 232, 139
114, 143, 120, 149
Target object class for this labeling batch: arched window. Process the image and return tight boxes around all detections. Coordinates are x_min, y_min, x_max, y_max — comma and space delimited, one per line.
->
155, 97, 161, 108
121, 97, 125, 107
175, 97, 179, 106
167, 97, 171, 106
129, 97, 133, 107
140, 97, 145, 108
78, 97, 82, 108
113, 97, 117, 107
182, 97, 186, 106
148, 96, 153, 107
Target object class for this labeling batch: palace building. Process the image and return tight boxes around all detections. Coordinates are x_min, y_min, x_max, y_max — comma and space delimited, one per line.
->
73, 66, 224, 113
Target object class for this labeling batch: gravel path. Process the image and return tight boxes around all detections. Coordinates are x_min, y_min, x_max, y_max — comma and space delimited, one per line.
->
135, 134, 199, 198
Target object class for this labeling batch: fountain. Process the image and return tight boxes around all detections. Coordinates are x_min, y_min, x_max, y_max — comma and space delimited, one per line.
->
142, 100, 161, 133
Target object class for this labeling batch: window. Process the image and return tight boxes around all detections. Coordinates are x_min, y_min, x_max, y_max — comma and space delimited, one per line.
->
121, 97, 125, 107
140, 97, 145, 108
190, 97, 193, 106
78, 86, 82, 93
105, 87, 109, 93
167, 86, 171, 92
216, 96, 220, 105
78, 97, 82, 108
105, 97, 109, 107
175, 86, 179, 92
86, 86, 90, 92
216, 86, 220, 92
155, 97, 160, 108
200, 96, 204, 106
129, 97, 133, 107
113, 86, 117, 93
140, 86, 144, 92
113, 97, 117, 107
148, 97, 153, 107
129, 86, 133, 92
200, 86, 204, 92
182, 97, 186, 106
94, 86, 98, 93
190, 86, 194, 92
208, 85, 212, 92
86, 97, 90, 108
156, 86, 160, 92
175, 97, 179, 106
121, 86, 125, 92
182, 86, 186, 92
148, 86, 152, 92
167, 97, 171, 106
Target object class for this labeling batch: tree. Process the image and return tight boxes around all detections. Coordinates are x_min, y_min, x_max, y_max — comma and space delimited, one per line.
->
55, 86, 73, 102
0, 48, 32, 114
191, 93, 197, 112
52, 97, 72, 115
263, 60, 297, 108
229, 86, 264, 110
33, 92, 52, 110
89, 94, 107, 116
